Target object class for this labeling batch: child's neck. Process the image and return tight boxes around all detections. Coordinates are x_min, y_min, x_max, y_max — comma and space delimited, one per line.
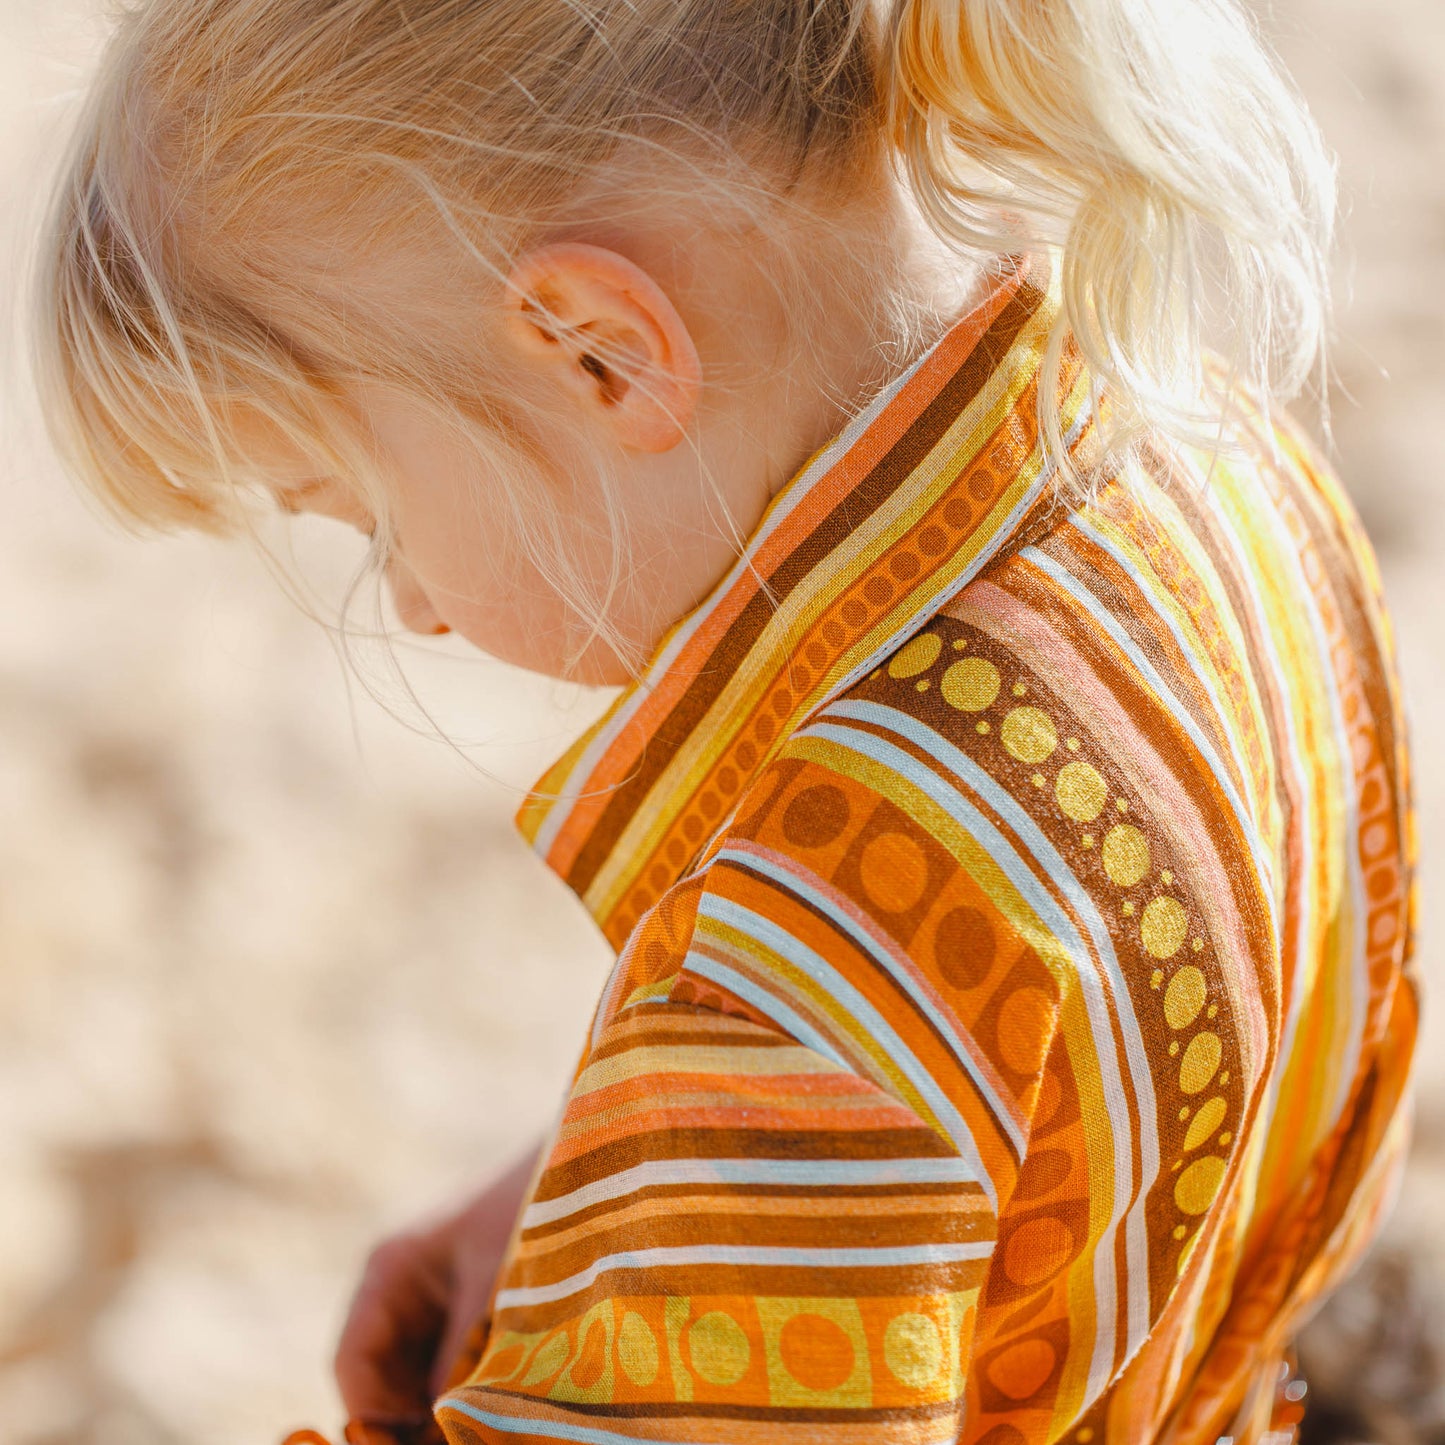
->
755, 174, 987, 501
509, 158, 985, 683
622, 156, 982, 503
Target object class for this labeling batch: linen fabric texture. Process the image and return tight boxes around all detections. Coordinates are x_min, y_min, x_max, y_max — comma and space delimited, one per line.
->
433, 254, 1418, 1445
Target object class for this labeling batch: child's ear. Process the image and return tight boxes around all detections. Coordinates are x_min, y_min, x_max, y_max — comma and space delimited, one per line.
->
503, 243, 701, 453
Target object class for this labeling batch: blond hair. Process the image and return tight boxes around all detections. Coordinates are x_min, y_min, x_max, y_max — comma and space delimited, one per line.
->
34, 0, 1334, 653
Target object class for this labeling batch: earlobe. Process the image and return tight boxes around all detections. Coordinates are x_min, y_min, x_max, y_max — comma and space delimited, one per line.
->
504, 243, 701, 452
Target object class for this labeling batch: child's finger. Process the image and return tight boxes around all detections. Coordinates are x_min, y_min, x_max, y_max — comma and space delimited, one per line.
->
335, 1237, 450, 1423
429, 1274, 499, 1398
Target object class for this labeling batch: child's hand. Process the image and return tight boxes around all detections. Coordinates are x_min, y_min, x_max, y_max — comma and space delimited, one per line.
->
333, 1150, 539, 1437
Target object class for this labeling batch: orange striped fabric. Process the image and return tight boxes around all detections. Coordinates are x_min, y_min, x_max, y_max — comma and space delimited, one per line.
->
435, 254, 1417, 1445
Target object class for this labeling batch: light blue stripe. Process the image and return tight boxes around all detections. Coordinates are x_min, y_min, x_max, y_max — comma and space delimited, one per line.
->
1201, 472, 1363, 1129
495, 1240, 994, 1312
692, 895, 994, 1205
523, 1155, 984, 1229
809, 701, 1162, 1136
813, 701, 1168, 1355
437, 1398, 697, 1445
674, 955, 852, 1073
714, 842, 1026, 1158
795, 707, 1147, 1383
1066, 512, 1256, 805
1020, 543, 1277, 937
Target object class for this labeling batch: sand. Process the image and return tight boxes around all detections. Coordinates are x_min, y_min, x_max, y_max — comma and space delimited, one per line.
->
0, 3, 1441, 1441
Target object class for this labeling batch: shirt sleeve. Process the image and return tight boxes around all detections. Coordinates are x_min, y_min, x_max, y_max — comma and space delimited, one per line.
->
432, 974, 1009, 1444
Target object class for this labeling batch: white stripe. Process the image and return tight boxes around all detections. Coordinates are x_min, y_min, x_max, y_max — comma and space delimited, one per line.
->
523, 1155, 986, 1229
1021, 545, 1279, 941
818, 700, 1167, 1345
692, 894, 996, 1207
1060, 509, 1287, 1356
715, 840, 1028, 1157
798, 708, 1147, 1390
438, 1398, 698, 1445
495, 1241, 994, 1312
1186, 471, 1317, 1132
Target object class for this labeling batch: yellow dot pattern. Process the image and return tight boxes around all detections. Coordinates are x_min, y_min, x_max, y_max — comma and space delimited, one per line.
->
484, 1295, 983, 1412
875, 630, 1238, 1272
1102, 824, 1150, 886
1141, 897, 1188, 958
1056, 761, 1107, 822
1163, 966, 1206, 1030
882, 1313, 944, 1389
1183, 1097, 1227, 1151
1180, 1031, 1223, 1094
889, 633, 943, 679
523, 1332, 570, 1385
942, 658, 1001, 712
1001, 706, 1058, 763
1175, 1156, 1226, 1215
689, 1311, 751, 1385
619, 1311, 660, 1386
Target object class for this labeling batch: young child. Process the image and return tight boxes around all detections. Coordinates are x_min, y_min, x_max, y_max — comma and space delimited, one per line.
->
34, 1, 1418, 1443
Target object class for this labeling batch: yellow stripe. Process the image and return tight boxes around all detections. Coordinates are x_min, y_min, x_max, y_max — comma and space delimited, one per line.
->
583, 296, 1064, 926
572, 1042, 845, 1096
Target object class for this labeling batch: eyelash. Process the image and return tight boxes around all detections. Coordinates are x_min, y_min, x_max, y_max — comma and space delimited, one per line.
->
274, 480, 325, 514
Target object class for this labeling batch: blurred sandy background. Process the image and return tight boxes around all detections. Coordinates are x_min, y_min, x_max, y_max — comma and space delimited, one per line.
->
0, 2, 1441, 1442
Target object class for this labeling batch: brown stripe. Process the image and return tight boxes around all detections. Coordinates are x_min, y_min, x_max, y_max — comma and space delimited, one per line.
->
1035, 525, 1247, 797
707, 850, 1030, 1166
986, 557, 1277, 997
520, 1178, 987, 1240
453, 1387, 961, 1426
515, 1204, 995, 1279
583, 1019, 801, 1063
532, 1125, 959, 1201
563, 279, 1046, 899
493, 1257, 989, 1330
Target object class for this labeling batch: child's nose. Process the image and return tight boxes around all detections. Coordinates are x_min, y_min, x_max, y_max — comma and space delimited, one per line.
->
385, 556, 450, 636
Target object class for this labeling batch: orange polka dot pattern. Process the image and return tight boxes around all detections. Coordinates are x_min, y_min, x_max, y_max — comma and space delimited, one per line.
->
441, 265, 1417, 1445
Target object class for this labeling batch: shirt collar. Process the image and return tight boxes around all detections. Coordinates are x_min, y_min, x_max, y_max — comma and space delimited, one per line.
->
519, 252, 1093, 949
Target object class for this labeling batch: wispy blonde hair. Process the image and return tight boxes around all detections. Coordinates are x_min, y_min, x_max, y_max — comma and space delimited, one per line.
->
34, 0, 1334, 658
